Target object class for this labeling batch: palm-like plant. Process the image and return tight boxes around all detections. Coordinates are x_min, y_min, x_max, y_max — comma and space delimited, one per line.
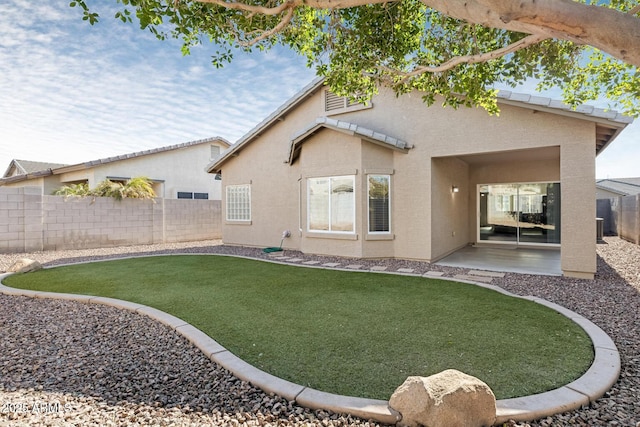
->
53, 177, 156, 200
90, 179, 125, 200
53, 183, 90, 196
121, 176, 156, 199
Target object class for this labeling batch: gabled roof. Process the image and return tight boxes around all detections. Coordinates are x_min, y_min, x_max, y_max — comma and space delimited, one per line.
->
3, 160, 68, 178
596, 177, 640, 196
497, 90, 632, 154
207, 79, 633, 174
0, 136, 230, 186
207, 78, 325, 173
288, 117, 412, 164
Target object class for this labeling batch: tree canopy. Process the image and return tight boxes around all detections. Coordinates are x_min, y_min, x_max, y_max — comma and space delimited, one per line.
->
72, 0, 640, 116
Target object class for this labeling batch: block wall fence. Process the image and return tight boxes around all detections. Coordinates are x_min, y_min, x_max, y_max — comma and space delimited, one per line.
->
597, 194, 640, 245
0, 187, 221, 253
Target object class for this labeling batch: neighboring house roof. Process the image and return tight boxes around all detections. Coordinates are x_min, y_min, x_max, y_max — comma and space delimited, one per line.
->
3, 160, 68, 178
206, 79, 633, 174
0, 136, 231, 186
596, 177, 640, 196
288, 117, 413, 164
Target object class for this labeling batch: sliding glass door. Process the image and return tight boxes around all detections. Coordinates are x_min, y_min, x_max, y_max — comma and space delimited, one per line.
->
479, 182, 560, 245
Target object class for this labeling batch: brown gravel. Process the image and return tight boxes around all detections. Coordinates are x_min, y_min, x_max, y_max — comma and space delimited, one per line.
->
1, 237, 639, 426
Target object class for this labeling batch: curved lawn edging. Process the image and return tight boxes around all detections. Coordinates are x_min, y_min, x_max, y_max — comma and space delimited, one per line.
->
0, 256, 620, 425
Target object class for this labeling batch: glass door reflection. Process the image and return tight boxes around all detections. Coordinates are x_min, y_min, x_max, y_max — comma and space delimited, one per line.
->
479, 183, 560, 245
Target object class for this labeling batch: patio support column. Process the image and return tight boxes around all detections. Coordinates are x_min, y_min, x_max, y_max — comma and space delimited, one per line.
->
560, 140, 596, 279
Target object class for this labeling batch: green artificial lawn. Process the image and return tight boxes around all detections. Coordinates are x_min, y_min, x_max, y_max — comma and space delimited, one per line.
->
4, 255, 594, 400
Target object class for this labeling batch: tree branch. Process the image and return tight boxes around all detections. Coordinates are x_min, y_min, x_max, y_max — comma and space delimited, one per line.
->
196, 0, 298, 16
190, 0, 640, 67
236, 7, 295, 46
393, 33, 547, 84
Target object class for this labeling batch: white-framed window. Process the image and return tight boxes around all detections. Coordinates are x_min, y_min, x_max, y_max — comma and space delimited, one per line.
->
308, 175, 355, 233
368, 175, 390, 233
226, 184, 251, 221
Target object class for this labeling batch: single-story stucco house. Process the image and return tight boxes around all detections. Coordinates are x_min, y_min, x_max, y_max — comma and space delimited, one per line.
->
596, 177, 640, 199
207, 78, 632, 279
2, 137, 230, 199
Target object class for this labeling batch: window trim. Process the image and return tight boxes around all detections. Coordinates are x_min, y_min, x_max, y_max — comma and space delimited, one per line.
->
307, 175, 356, 234
177, 191, 209, 200
226, 184, 251, 222
367, 174, 391, 234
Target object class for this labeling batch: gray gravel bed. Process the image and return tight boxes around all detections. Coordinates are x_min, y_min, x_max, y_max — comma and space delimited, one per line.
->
1, 237, 639, 426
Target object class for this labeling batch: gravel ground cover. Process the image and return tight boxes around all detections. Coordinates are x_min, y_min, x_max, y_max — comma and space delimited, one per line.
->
1, 237, 639, 426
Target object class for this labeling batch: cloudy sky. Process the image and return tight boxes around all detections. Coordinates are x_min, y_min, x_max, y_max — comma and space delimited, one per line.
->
1, 1, 638, 179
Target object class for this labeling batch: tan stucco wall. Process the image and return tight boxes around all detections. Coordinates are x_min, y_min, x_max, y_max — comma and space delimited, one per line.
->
218, 85, 604, 277
430, 157, 470, 261
561, 138, 597, 278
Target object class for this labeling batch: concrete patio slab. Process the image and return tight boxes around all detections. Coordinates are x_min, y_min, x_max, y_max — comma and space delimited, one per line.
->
437, 245, 561, 276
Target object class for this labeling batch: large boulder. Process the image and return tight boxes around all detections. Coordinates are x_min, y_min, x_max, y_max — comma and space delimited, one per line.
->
389, 370, 496, 427
8, 258, 43, 274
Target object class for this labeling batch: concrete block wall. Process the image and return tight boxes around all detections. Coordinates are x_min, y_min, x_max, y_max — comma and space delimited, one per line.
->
163, 199, 222, 243
42, 196, 156, 250
619, 195, 640, 245
0, 187, 221, 253
0, 187, 43, 253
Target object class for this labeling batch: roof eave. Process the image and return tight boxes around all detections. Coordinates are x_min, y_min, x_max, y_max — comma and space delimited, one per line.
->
595, 126, 625, 156
287, 118, 412, 165
206, 77, 326, 174
0, 169, 54, 186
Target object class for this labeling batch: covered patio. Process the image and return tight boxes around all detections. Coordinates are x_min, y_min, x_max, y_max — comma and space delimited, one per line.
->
436, 245, 562, 276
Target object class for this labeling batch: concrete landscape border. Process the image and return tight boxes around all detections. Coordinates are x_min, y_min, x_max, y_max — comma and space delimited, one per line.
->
0, 254, 621, 425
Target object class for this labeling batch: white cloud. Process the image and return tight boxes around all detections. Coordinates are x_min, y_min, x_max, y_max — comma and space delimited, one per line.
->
1, 1, 636, 180
0, 0, 316, 169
